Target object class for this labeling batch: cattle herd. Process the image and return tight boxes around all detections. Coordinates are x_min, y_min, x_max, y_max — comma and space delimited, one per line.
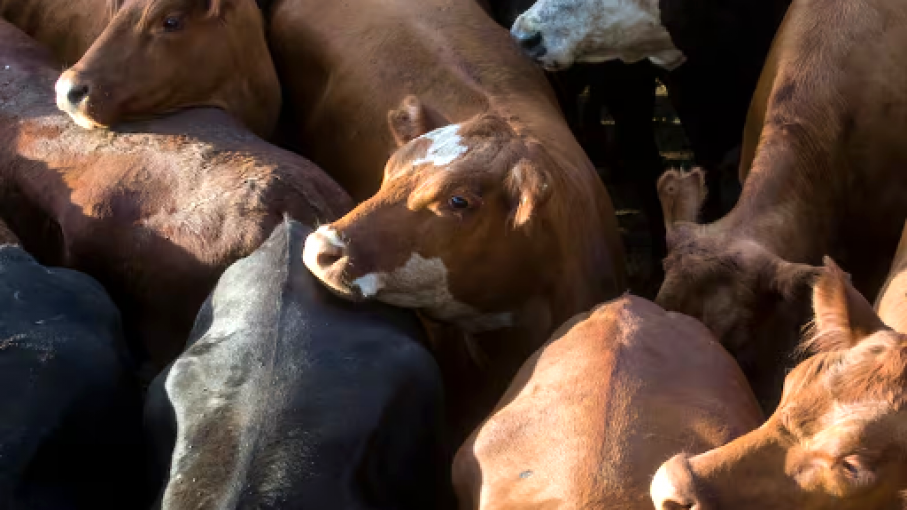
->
0, 0, 906, 508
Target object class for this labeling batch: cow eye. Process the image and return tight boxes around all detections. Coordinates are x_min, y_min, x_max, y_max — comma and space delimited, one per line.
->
448, 196, 470, 209
839, 455, 874, 486
162, 16, 183, 32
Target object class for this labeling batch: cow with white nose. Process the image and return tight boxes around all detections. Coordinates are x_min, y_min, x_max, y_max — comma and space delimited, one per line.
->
303, 96, 626, 438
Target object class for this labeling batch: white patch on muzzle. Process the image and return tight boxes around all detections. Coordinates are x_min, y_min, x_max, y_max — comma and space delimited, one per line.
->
649, 462, 682, 509
54, 74, 104, 130
511, 0, 685, 71
355, 253, 513, 333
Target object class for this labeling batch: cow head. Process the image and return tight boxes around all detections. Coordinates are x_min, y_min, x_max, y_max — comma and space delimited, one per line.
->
303, 97, 558, 332
652, 257, 907, 510
655, 169, 819, 404
54, 0, 280, 138
510, 0, 684, 71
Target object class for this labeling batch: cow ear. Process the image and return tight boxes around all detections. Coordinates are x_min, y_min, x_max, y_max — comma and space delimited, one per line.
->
388, 96, 431, 147
811, 257, 887, 351
765, 257, 821, 299
657, 167, 707, 229
505, 158, 550, 228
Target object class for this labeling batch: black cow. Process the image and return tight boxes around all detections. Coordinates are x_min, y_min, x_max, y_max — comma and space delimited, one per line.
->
145, 219, 452, 509
0, 227, 146, 509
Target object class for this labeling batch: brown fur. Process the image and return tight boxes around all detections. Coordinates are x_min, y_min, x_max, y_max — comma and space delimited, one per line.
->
55, 0, 280, 138
654, 256, 907, 510
0, 0, 113, 66
455, 295, 763, 509
0, 19, 350, 367
294, 0, 626, 439
656, 0, 907, 411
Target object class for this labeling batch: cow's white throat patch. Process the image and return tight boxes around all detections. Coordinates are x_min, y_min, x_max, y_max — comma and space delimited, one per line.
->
354, 253, 513, 333
411, 124, 469, 168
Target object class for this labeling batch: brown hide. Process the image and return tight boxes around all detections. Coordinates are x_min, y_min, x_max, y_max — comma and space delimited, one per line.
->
0, 0, 111, 66
0, 19, 351, 368
652, 257, 907, 510
267, 0, 599, 202
454, 295, 762, 509
656, 0, 907, 411
875, 221, 907, 333
54, 0, 280, 139
292, 0, 625, 438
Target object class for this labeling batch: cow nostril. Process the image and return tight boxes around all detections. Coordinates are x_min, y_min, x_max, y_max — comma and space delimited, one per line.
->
515, 31, 543, 51
661, 501, 694, 510
67, 83, 90, 105
316, 249, 343, 269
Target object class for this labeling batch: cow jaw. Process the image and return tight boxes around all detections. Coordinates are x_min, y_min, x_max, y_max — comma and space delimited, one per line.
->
303, 229, 513, 333
511, 0, 684, 71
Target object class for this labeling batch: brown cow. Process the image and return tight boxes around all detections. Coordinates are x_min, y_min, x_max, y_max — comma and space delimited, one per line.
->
0, 0, 112, 66
0, 18, 350, 368
53, 0, 280, 138
267, 0, 614, 201
655, 0, 907, 411
295, 0, 625, 435
453, 295, 763, 509
652, 256, 907, 510
302, 102, 626, 436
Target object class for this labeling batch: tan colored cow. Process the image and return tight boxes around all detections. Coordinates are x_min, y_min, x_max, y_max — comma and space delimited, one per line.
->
652, 254, 907, 509
656, 0, 907, 408
0, 0, 112, 66
454, 295, 762, 509
53, 0, 280, 138
0, 18, 349, 368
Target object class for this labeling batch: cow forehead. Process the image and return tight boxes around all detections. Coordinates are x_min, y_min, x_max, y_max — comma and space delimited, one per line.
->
411, 124, 469, 168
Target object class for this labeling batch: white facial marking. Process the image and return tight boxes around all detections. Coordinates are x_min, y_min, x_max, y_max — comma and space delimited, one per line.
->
649, 462, 681, 508
366, 253, 513, 333
54, 74, 105, 130
315, 225, 346, 249
352, 273, 383, 298
511, 0, 684, 71
411, 124, 468, 168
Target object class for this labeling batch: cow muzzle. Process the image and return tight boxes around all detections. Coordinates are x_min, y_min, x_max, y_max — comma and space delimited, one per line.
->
650, 454, 710, 510
55, 70, 107, 130
303, 226, 382, 301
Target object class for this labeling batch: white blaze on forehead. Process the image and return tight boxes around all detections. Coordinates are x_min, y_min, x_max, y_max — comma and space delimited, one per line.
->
411, 124, 469, 168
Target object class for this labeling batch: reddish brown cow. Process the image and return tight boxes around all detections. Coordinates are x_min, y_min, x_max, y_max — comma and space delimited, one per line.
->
453, 295, 762, 509
302, 101, 626, 436
0, 18, 350, 367
652, 256, 907, 510
293, 1, 625, 435
53, 0, 280, 138
0, 0, 112, 66
655, 0, 907, 411
266, 0, 618, 201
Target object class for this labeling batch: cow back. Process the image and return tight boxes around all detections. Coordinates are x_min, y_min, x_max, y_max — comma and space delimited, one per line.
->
146, 219, 452, 509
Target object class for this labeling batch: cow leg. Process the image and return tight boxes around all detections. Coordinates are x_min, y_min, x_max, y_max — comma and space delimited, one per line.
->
597, 61, 666, 284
